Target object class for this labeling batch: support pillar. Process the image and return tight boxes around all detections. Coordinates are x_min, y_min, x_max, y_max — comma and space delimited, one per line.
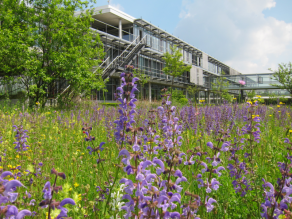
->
241, 90, 244, 103
208, 91, 210, 104
186, 89, 188, 99
149, 82, 152, 103
119, 19, 122, 39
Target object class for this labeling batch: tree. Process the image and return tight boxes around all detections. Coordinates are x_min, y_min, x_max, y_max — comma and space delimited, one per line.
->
211, 71, 232, 103
187, 85, 201, 108
162, 45, 191, 99
0, 0, 105, 107
133, 68, 150, 100
269, 62, 292, 96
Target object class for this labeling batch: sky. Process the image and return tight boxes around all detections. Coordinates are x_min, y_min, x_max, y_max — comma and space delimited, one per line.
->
93, 0, 292, 74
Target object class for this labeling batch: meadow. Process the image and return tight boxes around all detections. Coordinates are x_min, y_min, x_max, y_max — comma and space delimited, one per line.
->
0, 74, 292, 219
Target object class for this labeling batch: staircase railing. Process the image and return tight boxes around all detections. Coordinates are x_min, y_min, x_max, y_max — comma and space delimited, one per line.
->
92, 56, 110, 75
102, 36, 141, 79
120, 35, 147, 67
102, 35, 147, 80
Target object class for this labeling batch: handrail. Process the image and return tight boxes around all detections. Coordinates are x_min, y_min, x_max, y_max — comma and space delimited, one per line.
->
55, 85, 70, 101
99, 57, 110, 68
102, 35, 140, 74
122, 35, 147, 64
116, 35, 140, 62
92, 57, 110, 75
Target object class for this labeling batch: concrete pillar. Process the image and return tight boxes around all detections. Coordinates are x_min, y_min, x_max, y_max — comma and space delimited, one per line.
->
186, 89, 188, 99
208, 91, 210, 104
149, 82, 152, 103
119, 19, 122, 39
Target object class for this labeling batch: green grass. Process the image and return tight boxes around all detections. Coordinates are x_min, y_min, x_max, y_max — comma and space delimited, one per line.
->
0, 101, 291, 218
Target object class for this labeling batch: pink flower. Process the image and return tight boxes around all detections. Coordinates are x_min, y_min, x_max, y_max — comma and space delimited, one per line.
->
239, 80, 246, 85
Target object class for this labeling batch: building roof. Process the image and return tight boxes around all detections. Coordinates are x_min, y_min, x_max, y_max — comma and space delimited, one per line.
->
76, 5, 135, 26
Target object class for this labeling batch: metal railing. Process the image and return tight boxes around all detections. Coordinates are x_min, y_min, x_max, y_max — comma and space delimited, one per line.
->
102, 35, 147, 80
120, 35, 147, 67
91, 18, 135, 42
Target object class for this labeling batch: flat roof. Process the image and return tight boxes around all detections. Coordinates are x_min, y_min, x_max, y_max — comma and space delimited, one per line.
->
76, 5, 135, 26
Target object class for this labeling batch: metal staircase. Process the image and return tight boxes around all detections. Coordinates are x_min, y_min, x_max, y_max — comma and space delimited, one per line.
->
52, 36, 147, 102
102, 35, 147, 80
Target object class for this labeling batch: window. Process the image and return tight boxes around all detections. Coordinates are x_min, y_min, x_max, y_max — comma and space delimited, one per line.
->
258, 76, 263, 84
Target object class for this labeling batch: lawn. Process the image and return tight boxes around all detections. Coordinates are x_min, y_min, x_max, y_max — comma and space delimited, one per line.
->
0, 85, 291, 218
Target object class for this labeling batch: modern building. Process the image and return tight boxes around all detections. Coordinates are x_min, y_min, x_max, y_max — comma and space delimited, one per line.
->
80, 4, 244, 102
1, 4, 288, 103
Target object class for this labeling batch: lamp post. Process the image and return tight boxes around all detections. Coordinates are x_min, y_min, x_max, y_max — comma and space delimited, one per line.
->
205, 89, 208, 104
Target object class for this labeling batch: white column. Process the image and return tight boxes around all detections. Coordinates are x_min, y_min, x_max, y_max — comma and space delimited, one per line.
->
149, 82, 152, 103
119, 19, 122, 39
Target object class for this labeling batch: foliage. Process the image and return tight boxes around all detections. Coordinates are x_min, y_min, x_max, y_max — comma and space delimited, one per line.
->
211, 71, 232, 102
162, 45, 192, 98
133, 68, 150, 100
1, 91, 292, 218
246, 90, 256, 100
178, 97, 188, 105
0, 0, 105, 108
269, 62, 292, 96
167, 88, 188, 106
187, 84, 201, 107
279, 96, 288, 104
3, 66, 292, 218
100, 102, 119, 107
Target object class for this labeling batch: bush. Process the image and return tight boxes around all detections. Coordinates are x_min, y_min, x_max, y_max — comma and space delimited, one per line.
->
178, 97, 188, 105
100, 102, 119, 107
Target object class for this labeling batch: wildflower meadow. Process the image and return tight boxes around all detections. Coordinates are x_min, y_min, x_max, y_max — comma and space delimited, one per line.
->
1, 67, 292, 219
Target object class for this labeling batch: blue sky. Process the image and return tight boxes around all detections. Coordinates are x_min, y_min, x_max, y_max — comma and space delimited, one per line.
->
93, 0, 292, 74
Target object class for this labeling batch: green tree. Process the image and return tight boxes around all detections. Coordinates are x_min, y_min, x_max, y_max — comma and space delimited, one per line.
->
133, 68, 150, 100
0, 0, 105, 107
211, 71, 232, 103
269, 62, 292, 96
187, 85, 201, 107
162, 46, 191, 99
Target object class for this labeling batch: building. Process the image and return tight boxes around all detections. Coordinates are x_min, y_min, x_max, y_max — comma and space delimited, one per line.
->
2, 4, 287, 103
80, 5, 243, 102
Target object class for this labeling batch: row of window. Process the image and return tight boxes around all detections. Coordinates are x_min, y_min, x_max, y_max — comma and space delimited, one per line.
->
133, 25, 193, 64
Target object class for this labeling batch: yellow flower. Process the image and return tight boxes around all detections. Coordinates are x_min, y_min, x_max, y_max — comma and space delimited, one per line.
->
16, 155, 19, 159
289, 130, 292, 133
278, 214, 287, 219
36, 102, 40, 105
269, 115, 272, 117
278, 111, 281, 113
277, 105, 280, 107
74, 182, 79, 187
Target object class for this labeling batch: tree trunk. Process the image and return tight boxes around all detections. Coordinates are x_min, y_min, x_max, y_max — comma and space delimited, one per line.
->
171, 76, 174, 101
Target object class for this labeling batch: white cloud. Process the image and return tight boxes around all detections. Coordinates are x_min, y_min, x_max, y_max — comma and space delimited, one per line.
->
175, 0, 292, 73
110, 3, 124, 12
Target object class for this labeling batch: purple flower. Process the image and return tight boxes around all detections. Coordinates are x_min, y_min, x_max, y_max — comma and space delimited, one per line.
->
207, 142, 213, 149
153, 158, 165, 175
205, 197, 217, 212
6, 206, 31, 219
213, 166, 225, 177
